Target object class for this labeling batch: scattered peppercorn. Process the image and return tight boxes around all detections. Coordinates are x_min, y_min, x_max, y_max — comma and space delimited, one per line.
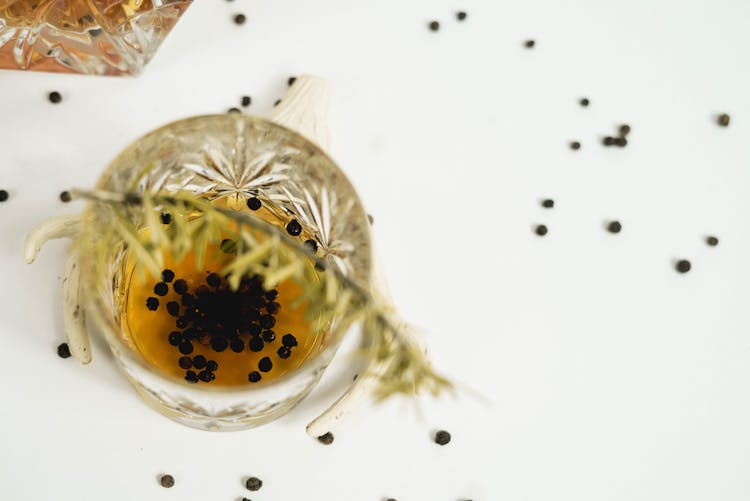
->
159, 475, 175, 488
185, 370, 198, 383
367, 214, 374, 224
619, 124, 631, 136
192, 355, 207, 369
247, 197, 262, 210
541, 199, 554, 208
524, 39, 535, 48
248, 371, 261, 383
259, 314, 276, 329
233, 13, 246, 25
146, 297, 159, 311
282, 333, 298, 347
274, 99, 281, 107
288, 76, 297, 86
48, 91, 62, 103
266, 302, 280, 314
220, 239, 237, 254
534, 224, 548, 236
241, 95, 252, 107
59, 191, 72, 202
57, 342, 71, 358
227, 107, 241, 114
317, 432, 334, 445
246, 477, 263, 491
258, 356, 273, 372
717, 113, 730, 127
160, 212, 171, 224
569, 141, 581, 150
434, 430, 451, 445
428, 20, 440, 31
706, 236, 719, 247
175, 317, 188, 328
456, 11, 467, 21
614, 137, 628, 147
178, 356, 192, 369
173, 279, 188, 295
603, 136, 616, 146
607, 221, 622, 234
286, 219, 302, 236
0, 190, 8, 202
198, 370, 215, 382
304, 239, 318, 254
579, 97, 590, 107
675, 259, 692, 273
153, 282, 168, 296
206, 360, 219, 372
265, 290, 278, 301
161, 269, 175, 283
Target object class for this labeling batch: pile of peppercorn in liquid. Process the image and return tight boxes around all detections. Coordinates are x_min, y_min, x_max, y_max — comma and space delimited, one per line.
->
122, 233, 320, 387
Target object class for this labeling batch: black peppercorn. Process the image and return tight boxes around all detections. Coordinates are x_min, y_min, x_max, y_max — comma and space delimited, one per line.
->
534, 224, 548, 236
317, 432, 334, 445
456, 11, 467, 21
57, 342, 71, 358
258, 356, 273, 372
288, 76, 297, 86
261, 330, 276, 342
245, 477, 263, 491
303, 239, 318, 254
230, 338, 245, 353
146, 297, 159, 311
175, 317, 188, 328
206, 273, 221, 287
198, 370, 215, 382
541, 199, 554, 208
281, 333, 298, 347
59, 191, 72, 202
428, 20, 440, 31
160, 212, 171, 224
246, 197, 262, 210
153, 282, 168, 296
524, 39, 535, 48
227, 107, 241, 114
185, 370, 198, 383
614, 137, 628, 147
286, 219, 302, 236
603, 136, 616, 146
619, 124, 631, 136
233, 13, 246, 25
676, 259, 692, 273
265, 290, 278, 301
0, 190, 8, 202
434, 430, 451, 445
192, 355, 207, 369
241, 95, 252, 107
178, 356, 192, 369
717, 113, 730, 127
706, 236, 719, 247
178, 341, 194, 355
259, 314, 276, 329
579, 97, 590, 107
206, 360, 219, 372
159, 474, 175, 488
211, 336, 228, 352
248, 323, 262, 336
168, 331, 181, 346
161, 269, 175, 283
248, 337, 264, 352
277, 346, 291, 359
173, 279, 188, 295
266, 301, 280, 314
48, 91, 62, 103
569, 141, 581, 150
248, 371, 261, 383
166, 301, 180, 317
607, 221, 622, 234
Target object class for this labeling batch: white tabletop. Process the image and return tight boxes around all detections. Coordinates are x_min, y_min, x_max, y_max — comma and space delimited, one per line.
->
2, 1, 750, 500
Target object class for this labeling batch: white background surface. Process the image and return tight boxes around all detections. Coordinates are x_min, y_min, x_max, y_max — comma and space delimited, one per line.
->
2, 1, 750, 499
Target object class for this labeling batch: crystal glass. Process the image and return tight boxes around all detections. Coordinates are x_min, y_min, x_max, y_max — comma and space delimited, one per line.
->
0, 0, 192, 75
78, 114, 372, 430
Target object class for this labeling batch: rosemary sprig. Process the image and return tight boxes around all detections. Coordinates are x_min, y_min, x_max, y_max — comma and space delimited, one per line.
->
72, 189, 451, 401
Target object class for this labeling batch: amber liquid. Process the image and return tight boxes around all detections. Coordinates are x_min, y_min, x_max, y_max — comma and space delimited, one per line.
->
121, 207, 321, 387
